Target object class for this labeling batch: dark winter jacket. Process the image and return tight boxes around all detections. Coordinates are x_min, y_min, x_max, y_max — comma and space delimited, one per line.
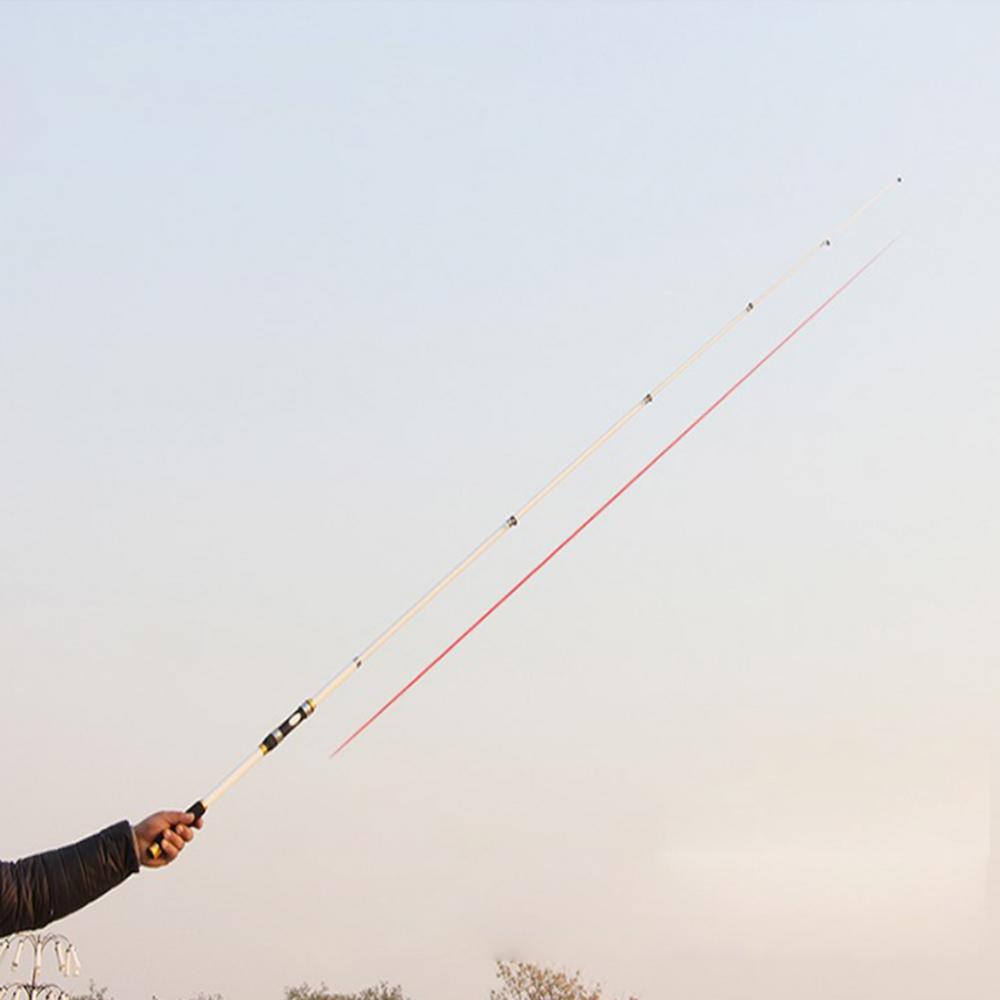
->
0, 820, 139, 936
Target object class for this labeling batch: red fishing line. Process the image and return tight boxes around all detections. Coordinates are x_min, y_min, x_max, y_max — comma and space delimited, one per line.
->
331, 241, 895, 759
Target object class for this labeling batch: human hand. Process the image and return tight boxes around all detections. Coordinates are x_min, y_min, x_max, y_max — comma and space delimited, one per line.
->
132, 811, 204, 869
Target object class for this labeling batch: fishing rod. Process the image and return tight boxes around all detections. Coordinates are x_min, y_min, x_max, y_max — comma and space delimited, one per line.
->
148, 180, 901, 859
332, 240, 896, 758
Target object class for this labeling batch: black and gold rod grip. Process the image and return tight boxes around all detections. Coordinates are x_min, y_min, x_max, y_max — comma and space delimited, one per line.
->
146, 799, 207, 861
144, 699, 317, 861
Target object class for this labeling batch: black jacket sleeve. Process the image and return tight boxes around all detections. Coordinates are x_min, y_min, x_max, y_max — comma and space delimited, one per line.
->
0, 820, 140, 936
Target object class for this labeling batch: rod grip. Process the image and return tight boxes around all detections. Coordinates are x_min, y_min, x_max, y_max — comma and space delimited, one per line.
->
145, 800, 206, 861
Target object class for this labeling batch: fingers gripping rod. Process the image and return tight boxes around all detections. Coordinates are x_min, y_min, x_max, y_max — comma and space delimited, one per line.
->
147, 177, 902, 860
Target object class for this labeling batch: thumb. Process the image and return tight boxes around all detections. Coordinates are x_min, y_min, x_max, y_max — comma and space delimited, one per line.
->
159, 811, 196, 827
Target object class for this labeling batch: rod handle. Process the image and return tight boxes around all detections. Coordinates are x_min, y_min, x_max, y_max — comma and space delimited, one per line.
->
145, 800, 206, 861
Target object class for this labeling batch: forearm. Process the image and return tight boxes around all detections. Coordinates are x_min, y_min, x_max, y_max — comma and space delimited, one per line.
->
0, 820, 140, 936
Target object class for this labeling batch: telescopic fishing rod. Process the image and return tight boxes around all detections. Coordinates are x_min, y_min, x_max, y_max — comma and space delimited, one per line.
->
148, 179, 901, 859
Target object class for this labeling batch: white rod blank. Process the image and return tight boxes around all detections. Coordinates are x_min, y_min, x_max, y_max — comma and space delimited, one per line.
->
195, 178, 902, 814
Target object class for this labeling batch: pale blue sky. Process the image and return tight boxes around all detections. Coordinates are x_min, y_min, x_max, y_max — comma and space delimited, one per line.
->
1, 3, 997, 999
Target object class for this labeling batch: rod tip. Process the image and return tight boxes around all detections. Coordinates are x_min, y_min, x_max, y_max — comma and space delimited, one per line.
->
897, 176, 903, 183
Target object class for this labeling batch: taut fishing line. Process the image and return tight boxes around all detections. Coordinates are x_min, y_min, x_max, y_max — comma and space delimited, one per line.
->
148, 181, 901, 859
332, 240, 896, 757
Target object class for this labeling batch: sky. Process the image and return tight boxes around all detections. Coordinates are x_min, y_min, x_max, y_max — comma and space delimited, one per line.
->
0, 2, 997, 998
